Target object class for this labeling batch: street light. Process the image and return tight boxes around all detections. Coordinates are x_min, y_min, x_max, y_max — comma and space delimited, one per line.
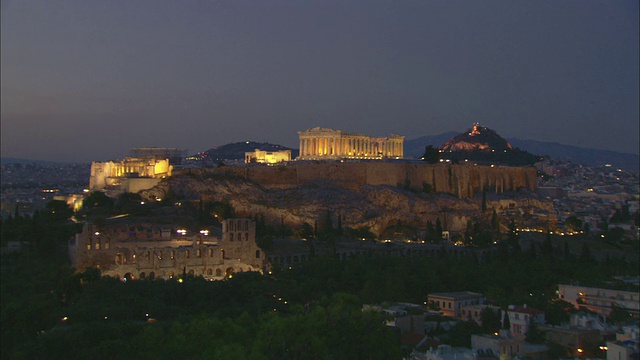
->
599, 346, 608, 359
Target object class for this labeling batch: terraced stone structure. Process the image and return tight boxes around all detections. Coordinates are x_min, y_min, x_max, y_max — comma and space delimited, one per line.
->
68, 218, 265, 280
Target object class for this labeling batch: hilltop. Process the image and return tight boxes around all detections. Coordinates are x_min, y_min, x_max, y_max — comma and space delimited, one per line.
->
436, 124, 542, 166
405, 129, 638, 172
193, 142, 299, 162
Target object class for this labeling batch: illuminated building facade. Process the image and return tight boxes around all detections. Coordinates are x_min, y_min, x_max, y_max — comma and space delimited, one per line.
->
557, 284, 640, 316
89, 157, 172, 194
68, 218, 265, 281
297, 127, 404, 160
245, 149, 292, 164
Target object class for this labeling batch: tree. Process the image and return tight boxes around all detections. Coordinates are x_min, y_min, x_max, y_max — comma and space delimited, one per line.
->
82, 191, 114, 213
45, 200, 73, 221
481, 187, 487, 213
607, 227, 625, 242
435, 217, 443, 238
579, 242, 592, 263
336, 214, 343, 235
491, 209, 500, 233
565, 215, 582, 231
480, 308, 501, 334
299, 223, 314, 239
563, 240, 571, 261
502, 310, 511, 330
525, 320, 545, 343
422, 145, 440, 164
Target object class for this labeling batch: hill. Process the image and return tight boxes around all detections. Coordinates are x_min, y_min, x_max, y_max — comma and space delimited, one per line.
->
0, 157, 86, 165
195, 142, 299, 162
430, 124, 541, 166
405, 132, 639, 172
507, 139, 639, 172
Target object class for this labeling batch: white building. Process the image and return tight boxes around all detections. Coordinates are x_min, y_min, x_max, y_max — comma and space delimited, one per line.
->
506, 304, 545, 339
558, 284, 640, 316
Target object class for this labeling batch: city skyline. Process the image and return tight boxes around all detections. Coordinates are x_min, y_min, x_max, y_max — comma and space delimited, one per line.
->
1, 0, 638, 163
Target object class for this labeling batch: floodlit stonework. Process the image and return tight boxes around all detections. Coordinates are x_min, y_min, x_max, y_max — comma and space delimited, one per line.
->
297, 127, 404, 160
68, 219, 265, 280
89, 157, 172, 196
245, 149, 292, 164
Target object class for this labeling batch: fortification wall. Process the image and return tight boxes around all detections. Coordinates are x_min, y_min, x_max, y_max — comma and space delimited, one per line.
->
181, 162, 536, 197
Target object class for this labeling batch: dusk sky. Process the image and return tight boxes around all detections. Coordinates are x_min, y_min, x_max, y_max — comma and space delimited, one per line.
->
1, 0, 638, 163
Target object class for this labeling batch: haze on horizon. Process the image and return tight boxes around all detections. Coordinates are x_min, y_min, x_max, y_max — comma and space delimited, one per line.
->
1, 0, 638, 163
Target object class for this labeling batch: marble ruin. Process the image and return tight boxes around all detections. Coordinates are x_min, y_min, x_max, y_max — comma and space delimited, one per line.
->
88, 147, 184, 196
297, 127, 404, 160
245, 149, 292, 164
68, 218, 265, 281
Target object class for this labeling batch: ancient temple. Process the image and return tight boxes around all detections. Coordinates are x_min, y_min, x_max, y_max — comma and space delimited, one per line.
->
297, 127, 404, 160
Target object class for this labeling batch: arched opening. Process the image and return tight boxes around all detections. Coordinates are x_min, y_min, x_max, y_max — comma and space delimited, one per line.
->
139, 272, 146, 280
148, 272, 156, 280
124, 273, 133, 281
206, 268, 213, 275
188, 269, 194, 275
216, 268, 222, 277
168, 271, 175, 278
225, 267, 234, 277
256, 250, 261, 259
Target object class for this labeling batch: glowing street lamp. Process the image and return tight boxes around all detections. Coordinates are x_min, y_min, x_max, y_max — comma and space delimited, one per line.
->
599, 346, 608, 358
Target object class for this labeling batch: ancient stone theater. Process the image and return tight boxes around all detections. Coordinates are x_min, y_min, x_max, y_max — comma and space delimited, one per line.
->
68, 218, 265, 281
297, 127, 404, 160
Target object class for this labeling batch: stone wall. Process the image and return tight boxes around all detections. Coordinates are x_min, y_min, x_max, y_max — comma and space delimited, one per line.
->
68, 219, 265, 280
184, 162, 536, 197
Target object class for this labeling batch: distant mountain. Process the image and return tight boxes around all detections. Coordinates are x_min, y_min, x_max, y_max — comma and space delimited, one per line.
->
403, 132, 458, 158
195, 142, 299, 161
507, 138, 639, 172
405, 132, 639, 172
0, 157, 84, 165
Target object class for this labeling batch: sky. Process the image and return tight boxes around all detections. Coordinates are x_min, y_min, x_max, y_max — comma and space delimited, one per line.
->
1, 0, 638, 163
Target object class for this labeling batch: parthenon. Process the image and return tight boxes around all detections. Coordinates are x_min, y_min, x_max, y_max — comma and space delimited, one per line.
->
297, 127, 404, 160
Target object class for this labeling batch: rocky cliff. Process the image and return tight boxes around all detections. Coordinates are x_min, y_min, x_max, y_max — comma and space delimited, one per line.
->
140, 163, 552, 236
179, 162, 537, 197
